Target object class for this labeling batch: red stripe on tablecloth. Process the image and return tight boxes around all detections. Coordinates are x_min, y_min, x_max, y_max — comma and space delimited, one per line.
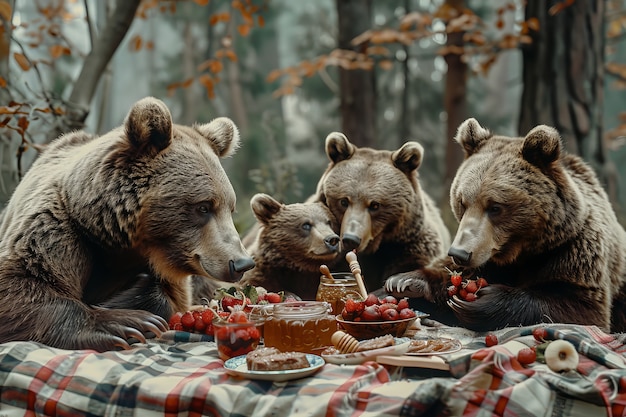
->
160, 360, 224, 415
27, 351, 88, 415
325, 362, 391, 417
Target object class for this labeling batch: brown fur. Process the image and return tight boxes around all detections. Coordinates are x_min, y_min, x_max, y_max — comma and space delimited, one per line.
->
385, 118, 626, 332
238, 193, 341, 300
314, 132, 450, 292
0, 97, 254, 351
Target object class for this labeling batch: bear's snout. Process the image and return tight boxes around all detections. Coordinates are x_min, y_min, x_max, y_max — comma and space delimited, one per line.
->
229, 257, 256, 281
341, 233, 361, 251
324, 234, 340, 252
448, 247, 472, 265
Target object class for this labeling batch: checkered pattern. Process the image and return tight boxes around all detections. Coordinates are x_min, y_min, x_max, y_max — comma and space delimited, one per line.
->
0, 325, 624, 416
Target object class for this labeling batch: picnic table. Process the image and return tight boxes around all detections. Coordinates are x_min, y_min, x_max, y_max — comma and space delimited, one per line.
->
0, 322, 624, 416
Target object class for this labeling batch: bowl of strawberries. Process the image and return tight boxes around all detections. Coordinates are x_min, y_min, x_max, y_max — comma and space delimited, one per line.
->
336, 293, 426, 340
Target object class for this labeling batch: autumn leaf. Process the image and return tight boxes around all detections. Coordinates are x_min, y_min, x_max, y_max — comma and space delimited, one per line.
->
237, 24, 250, 37
13, 53, 31, 71
17, 116, 29, 132
198, 74, 215, 99
194, 0, 210, 5
257, 15, 265, 27
0, 0, 11, 21
129, 35, 142, 51
378, 60, 394, 70
49, 44, 70, 59
0, 75, 6, 88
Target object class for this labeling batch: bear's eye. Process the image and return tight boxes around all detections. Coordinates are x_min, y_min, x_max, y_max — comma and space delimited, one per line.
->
302, 222, 312, 231
339, 198, 349, 209
486, 203, 503, 218
369, 201, 380, 212
195, 202, 214, 218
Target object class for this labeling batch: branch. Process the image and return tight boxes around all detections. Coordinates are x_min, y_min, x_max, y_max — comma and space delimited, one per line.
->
64, 0, 141, 132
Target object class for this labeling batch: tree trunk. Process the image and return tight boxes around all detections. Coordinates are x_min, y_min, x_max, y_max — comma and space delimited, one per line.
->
519, 1, 609, 185
336, 0, 376, 148
0, 0, 14, 104
61, 0, 141, 137
441, 0, 468, 230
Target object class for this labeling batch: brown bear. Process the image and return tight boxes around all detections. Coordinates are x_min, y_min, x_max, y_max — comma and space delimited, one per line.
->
314, 132, 451, 292
385, 118, 626, 332
237, 193, 342, 300
0, 97, 255, 351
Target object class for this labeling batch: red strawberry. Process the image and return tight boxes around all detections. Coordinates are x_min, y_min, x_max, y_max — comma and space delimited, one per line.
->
381, 308, 399, 321
168, 312, 183, 329
381, 295, 398, 305
378, 302, 398, 314
265, 292, 282, 304
464, 292, 477, 302
364, 293, 379, 306
201, 309, 215, 325
227, 310, 249, 324
399, 308, 416, 319
397, 298, 410, 311
485, 333, 498, 347
476, 277, 489, 288
181, 311, 195, 330
447, 285, 458, 297
360, 305, 381, 321
517, 347, 536, 365
465, 280, 478, 293
450, 274, 462, 287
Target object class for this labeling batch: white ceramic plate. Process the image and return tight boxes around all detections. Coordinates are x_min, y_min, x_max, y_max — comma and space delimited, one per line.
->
404, 338, 462, 356
322, 341, 411, 365
224, 353, 324, 382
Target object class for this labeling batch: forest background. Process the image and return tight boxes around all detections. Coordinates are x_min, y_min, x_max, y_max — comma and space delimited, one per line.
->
1, 0, 625, 236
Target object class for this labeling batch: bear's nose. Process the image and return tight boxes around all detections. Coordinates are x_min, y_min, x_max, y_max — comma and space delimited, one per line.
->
324, 234, 340, 252
229, 257, 256, 280
448, 247, 472, 265
341, 234, 361, 252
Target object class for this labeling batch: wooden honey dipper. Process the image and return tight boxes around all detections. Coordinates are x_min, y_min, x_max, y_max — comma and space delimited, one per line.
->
319, 264, 335, 282
331, 330, 360, 354
345, 251, 368, 299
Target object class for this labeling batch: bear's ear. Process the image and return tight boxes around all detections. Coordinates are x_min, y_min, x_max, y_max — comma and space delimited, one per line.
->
195, 117, 241, 158
392, 142, 423, 174
325, 132, 355, 163
454, 118, 492, 157
250, 193, 283, 225
522, 125, 561, 169
124, 97, 173, 155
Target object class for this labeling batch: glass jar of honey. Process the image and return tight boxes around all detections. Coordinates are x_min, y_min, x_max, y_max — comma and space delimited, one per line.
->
262, 301, 336, 354
316, 273, 362, 315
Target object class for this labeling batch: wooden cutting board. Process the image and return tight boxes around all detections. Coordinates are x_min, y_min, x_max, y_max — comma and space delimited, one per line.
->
376, 354, 450, 371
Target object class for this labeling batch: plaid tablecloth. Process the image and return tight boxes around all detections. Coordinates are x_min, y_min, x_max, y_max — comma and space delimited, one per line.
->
0, 324, 625, 417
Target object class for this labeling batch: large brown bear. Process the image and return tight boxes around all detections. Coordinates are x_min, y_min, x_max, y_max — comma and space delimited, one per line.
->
238, 193, 342, 300
314, 132, 451, 292
0, 97, 255, 351
385, 118, 626, 332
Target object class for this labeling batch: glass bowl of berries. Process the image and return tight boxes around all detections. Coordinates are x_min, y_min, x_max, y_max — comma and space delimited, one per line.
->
213, 311, 262, 361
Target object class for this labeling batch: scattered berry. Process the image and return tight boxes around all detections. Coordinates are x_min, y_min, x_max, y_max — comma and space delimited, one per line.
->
532, 327, 548, 342
485, 333, 498, 347
450, 274, 462, 287
517, 347, 537, 365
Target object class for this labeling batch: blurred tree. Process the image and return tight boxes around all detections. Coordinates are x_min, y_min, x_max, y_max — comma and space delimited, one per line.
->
336, 0, 376, 147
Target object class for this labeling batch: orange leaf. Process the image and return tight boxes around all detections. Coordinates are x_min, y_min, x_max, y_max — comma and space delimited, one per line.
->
526, 17, 540, 31
49, 44, 70, 59
257, 15, 265, 27
266, 69, 283, 83
237, 24, 250, 37
378, 60, 393, 70
0, 75, 6, 88
17, 116, 28, 131
13, 53, 30, 71
181, 78, 193, 88
0, 0, 11, 21
194, 0, 209, 5
129, 35, 142, 52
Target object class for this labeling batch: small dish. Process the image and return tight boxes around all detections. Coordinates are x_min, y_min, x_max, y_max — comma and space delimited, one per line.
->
404, 338, 462, 356
322, 341, 411, 365
223, 353, 325, 382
